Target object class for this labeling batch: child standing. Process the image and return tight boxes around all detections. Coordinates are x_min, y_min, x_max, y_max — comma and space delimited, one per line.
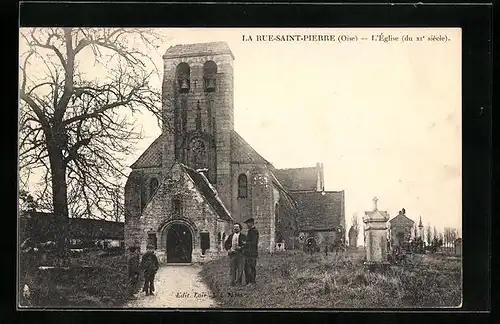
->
127, 246, 140, 297
140, 245, 159, 296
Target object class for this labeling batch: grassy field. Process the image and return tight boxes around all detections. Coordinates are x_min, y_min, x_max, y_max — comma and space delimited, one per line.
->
19, 251, 132, 308
199, 249, 462, 308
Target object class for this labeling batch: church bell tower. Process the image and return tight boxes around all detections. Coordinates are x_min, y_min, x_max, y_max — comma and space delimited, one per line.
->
161, 42, 235, 208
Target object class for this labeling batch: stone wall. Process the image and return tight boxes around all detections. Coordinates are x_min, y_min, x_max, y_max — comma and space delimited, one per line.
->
250, 170, 275, 252
125, 164, 231, 264
162, 52, 234, 215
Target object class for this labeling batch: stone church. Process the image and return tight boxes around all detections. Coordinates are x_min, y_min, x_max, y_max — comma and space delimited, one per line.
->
124, 42, 345, 263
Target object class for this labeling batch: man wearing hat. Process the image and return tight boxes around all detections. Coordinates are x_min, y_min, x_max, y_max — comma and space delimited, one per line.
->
140, 245, 159, 296
243, 218, 259, 285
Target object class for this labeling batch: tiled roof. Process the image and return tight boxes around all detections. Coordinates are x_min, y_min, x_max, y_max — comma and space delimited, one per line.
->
273, 167, 318, 191
231, 131, 273, 165
291, 191, 344, 231
389, 214, 415, 226
20, 212, 124, 241
130, 135, 163, 169
181, 164, 232, 221
164, 42, 234, 59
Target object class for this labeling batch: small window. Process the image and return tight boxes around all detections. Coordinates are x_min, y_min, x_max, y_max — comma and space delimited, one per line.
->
172, 199, 182, 216
200, 232, 210, 255
238, 174, 248, 198
147, 231, 157, 250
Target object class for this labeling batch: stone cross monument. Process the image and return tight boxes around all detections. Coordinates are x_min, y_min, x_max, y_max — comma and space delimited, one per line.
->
363, 197, 390, 264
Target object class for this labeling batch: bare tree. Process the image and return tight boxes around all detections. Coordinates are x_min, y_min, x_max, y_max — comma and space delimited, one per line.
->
19, 28, 167, 259
18, 189, 37, 213
443, 227, 459, 252
351, 213, 359, 232
426, 224, 432, 246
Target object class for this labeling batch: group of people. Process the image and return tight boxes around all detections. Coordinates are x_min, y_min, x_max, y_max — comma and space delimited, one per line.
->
224, 217, 259, 286
127, 217, 260, 297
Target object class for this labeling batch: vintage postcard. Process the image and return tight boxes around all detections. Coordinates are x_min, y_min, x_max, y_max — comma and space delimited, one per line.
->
18, 27, 462, 309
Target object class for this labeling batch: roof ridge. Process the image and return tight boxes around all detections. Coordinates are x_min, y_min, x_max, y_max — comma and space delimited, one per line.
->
389, 214, 415, 223
275, 166, 317, 171
180, 163, 232, 221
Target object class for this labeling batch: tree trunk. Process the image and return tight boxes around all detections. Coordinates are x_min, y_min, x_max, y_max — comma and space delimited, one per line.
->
48, 141, 70, 266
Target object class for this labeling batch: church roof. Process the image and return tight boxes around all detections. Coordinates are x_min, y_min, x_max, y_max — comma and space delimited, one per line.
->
180, 164, 232, 221
291, 191, 344, 231
273, 167, 318, 192
130, 135, 163, 169
389, 213, 415, 226
231, 131, 273, 165
164, 41, 235, 59
130, 130, 276, 169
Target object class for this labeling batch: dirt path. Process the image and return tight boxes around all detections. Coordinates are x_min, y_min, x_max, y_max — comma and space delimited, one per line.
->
126, 265, 218, 308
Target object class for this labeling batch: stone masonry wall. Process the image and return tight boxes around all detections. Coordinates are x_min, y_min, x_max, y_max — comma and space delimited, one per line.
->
126, 163, 230, 264
250, 169, 275, 252
162, 53, 234, 215
230, 163, 256, 224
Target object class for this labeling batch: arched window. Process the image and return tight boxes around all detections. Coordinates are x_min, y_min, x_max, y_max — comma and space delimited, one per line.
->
203, 61, 217, 92
176, 63, 190, 93
238, 174, 248, 198
172, 198, 182, 216
149, 178, 159, 197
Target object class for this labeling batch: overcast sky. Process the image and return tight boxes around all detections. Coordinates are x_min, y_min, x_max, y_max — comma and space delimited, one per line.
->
22, 28, 462, 241
132, 28, 461, 240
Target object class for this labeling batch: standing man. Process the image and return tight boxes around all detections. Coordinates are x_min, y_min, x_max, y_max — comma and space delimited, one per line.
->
224, 223, 246, 286
140, 245, 159, 296
243, 218, 259, 285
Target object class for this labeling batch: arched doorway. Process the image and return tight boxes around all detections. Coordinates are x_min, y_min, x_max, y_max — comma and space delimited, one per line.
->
166, 223, 193, 263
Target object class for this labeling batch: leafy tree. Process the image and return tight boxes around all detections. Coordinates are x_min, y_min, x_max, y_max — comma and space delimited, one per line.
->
19, 28, 167, 258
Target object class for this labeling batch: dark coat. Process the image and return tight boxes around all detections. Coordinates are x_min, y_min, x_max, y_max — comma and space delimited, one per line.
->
224, 232, 246, 253
140, 251, 159, 275
244, 227, 259, 257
